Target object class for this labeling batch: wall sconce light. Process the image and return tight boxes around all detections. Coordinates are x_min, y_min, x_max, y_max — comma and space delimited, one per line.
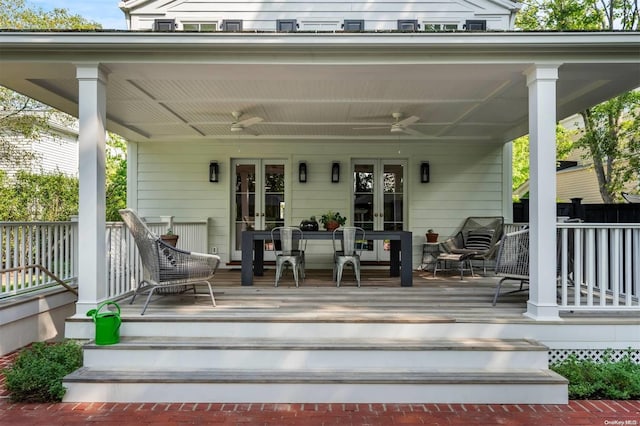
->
331, 162, 340, 183
420, 162, 430, 183
298, 162, 307, 183
209, 161, 219, 183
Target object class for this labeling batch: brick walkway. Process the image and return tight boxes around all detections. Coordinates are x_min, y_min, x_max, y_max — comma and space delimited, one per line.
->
2, 349, 639, 425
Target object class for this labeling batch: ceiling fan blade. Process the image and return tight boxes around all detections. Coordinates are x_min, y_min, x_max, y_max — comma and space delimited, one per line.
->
401, 127, 424, 136
235, 116, 263, 127
397, 115, 420, 126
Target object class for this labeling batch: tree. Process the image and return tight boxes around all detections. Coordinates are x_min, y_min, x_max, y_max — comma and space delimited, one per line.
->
106, 134, 128, 222
512, 125, 575, 199
0, 0, 100, 170
516, 0, 640, 202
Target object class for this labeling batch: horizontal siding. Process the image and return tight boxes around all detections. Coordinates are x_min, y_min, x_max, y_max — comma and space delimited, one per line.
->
130, 0, 513, 31
134, 138, 506, 268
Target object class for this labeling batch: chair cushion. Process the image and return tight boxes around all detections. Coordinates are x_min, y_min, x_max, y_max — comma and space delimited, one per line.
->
465, 229, 494, 251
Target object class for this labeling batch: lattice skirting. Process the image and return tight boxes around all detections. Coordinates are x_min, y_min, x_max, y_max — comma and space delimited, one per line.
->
549, 348, 640, 364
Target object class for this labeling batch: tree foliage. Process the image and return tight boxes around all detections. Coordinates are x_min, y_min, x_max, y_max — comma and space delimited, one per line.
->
0, 0, 101, 170
512, 125, 575, 198
0, 0, 101, 29
515, 0, 640, 202
0, 1, 129, 222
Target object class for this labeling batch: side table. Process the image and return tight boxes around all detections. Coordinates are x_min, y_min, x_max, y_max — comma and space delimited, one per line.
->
418, 242, 441, 271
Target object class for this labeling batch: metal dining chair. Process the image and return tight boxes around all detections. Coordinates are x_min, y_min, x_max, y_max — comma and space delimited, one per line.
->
332, 226, 366, 287
271, 226, 306, 287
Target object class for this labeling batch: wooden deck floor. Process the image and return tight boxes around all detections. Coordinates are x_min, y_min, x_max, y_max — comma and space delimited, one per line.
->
119, 268, 535, 322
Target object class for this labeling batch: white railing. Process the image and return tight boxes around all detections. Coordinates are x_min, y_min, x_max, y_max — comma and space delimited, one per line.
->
558, 223, 640, 311
1, 221, 76, 298
2, 220, 209, 301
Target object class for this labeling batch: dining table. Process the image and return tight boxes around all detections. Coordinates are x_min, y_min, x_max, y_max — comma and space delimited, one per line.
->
241, 229, 413, 287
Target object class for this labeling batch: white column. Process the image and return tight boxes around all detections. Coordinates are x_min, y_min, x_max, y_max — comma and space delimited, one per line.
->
74, 63, 109, 316
502, 142, 514, 223
524, 64, 561, 321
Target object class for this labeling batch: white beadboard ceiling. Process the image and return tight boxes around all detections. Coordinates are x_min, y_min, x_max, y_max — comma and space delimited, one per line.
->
1, 33, 638, 143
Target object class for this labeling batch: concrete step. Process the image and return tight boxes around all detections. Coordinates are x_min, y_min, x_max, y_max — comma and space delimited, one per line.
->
82, 336, 550, 371
63, 367, 568, 404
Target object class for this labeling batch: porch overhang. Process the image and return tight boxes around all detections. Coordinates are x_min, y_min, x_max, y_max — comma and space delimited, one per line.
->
0, 31, 638, 144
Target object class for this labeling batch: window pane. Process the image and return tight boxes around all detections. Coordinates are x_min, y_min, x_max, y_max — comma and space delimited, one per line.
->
183, 23, 198, 31
201, 23, 217, 31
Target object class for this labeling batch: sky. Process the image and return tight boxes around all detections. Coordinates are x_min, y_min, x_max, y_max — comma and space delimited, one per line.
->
29, 0, 127, 29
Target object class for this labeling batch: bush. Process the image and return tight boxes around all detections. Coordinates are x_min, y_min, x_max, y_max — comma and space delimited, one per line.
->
2, 341, 83, 403
550, 350, 640, 400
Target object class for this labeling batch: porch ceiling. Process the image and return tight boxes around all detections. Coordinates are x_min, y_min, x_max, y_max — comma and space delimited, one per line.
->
0, 32, 638, 143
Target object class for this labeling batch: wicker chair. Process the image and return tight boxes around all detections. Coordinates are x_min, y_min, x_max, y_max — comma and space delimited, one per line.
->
119, 208, 221, 315
440, 216, 504, 274
492, 229, 529, 305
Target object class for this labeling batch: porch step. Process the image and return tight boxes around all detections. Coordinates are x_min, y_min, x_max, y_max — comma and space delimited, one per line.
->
81, 336, 550, 371
63, 368, 568, 404
64, 336, 568, 404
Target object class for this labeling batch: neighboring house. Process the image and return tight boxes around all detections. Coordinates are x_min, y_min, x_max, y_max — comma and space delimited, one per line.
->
2, 116, 78, 179
0, 0, 638, 405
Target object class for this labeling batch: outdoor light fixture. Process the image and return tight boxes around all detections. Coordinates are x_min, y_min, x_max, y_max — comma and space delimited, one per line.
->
299, 162, 307, 183
420, 162, 430, 183
331, 162, 340, 183
209, 161, 219, 183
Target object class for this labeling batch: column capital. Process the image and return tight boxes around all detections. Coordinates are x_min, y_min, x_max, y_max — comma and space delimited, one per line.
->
75, 63, 110, 82
525, 64, 561, 86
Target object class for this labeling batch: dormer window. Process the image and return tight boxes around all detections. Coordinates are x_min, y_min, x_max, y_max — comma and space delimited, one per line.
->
222, 20, 243, 31
183, 22, 217, 32
153, 19, 175, 32
277, 19, 297, 32
423, 23, 458, 31
343, 20, 364, 31
397, 20, 419, 31
464, 20, 487, 30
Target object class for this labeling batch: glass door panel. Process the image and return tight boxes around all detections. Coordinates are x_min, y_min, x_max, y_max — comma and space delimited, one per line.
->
352, 160, 405, 261
232, 160, 286, 261
263, 163, 285, 231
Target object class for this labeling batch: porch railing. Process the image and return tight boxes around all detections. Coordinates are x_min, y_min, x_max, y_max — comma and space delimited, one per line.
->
2, 220, 208, 300
557, 223, 640, 311
1, 221, 76, 298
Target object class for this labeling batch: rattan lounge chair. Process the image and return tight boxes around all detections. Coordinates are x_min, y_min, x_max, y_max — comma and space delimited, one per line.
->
492, 229, 529, 305
441, 216, 504, 274
119, 208, 221, 315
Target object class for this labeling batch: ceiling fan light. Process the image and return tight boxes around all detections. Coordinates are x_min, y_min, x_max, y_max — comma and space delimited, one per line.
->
230, 125, 243, 132
390, 126, 404, 133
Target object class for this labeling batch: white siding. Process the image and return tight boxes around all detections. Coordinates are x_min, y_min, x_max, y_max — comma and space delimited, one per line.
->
134, 139, 505, 268
125, 0, 516, 31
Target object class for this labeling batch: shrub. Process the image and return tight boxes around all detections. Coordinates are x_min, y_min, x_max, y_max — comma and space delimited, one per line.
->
2, 341, 83, 403
550, 350, 640, 400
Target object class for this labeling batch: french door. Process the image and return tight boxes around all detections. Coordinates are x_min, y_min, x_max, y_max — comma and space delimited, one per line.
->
232, 159, 286, 261
352, 159, 406, 262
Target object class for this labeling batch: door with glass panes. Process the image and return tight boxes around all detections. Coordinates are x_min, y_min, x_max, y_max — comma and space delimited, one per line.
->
232, 160, 286, 261
352, 160, 406, 261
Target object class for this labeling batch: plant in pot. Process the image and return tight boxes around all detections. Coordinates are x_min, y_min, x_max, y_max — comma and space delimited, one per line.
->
426, 229, 439, 243
160, 227, 179, 247
319, 211, 347, 231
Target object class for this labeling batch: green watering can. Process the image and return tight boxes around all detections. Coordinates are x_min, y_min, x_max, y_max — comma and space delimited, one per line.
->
86, 301, 121, 345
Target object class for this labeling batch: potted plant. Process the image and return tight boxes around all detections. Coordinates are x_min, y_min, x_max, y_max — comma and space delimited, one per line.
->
426, 229, 439, 243
319, 211, 347, 231
160, 227, 179, 247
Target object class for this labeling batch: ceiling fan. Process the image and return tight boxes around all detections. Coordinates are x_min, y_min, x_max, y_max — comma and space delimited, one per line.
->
230, 111, 263, 134
355, 112, 423, 136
